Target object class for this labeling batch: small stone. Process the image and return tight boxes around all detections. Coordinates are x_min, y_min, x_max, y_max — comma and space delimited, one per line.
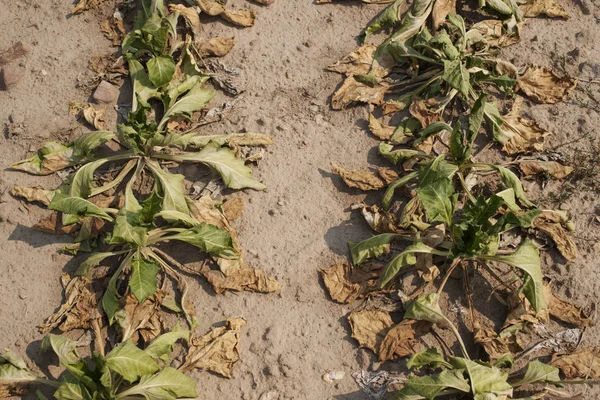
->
259, 392, 279, 400
1, 66, 26, 90
93, 80, 119, 104
28, 145, 36, 151
304, 40, 314, 48
309, 105, 319, 113
40, 69, 47, 76
268, 209, 276, 216
322, 370, 345, 383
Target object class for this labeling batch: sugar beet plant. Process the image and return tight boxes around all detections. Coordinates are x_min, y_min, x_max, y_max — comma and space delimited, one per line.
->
322, 0, 588, 396
8, 0, 275, 366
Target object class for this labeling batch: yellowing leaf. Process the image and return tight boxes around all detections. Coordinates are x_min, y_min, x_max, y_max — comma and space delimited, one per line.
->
552, 347, 600, 379
369, 114, 395, 140
182, 318, 246, 378
379, 320, 429, 361
331, 76, 389, 110
360, 205, 400, 233
348, 309, 393, 352
544, 282, 591, 327
197, 1, 256, 27
201, 266, 281, 294
320, 263, 382, 304
519, 65, 577, 104
432, 0, 456, 29
198, 37, 236, 57
169, 4, 201, 37
534, 211, 578, 261
332, 163, 386, 191
10, 186, 55, 206
327, 45, 378, 76
521, 0, 570, 18
517, 160, 573, 179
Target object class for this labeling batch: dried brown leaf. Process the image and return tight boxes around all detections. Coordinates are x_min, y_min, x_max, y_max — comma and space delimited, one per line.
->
222, 197, 244, 221
116, 292, 166, 343
521, 0, 570, 18
198, 37, 236, 57
369, 114, 395, 140
197, 1, 256, 27
321, 263, 383, 303
71, 0, 105, 14
502, 98, 550, 154
100, 17, 126, 46
327, 45, 377, 76
519, 65, 577, 104
0, 42, 30, 66
225, 133, 273, 147
169, 4, 201, 37
551, 347, 600, 379
332, 163, 386, 191
474, 322, 522, 360
432, 0, 456, 30
348, 309, 394, 352
182, 318, 246, 378
409, 98, 442, 128
517, 160, 573, 179
33, 212, 78, 235
471, 20, 521, 47
360, 205, 399, 233
534, 211, 578, 261
10, 186, 55, 206
379, 319, 430, 361
202, 266, 281, 294
544, 282, 591, 327
331, 76, 389, 110
83, 105, 106, 129
377, 168, 399, 184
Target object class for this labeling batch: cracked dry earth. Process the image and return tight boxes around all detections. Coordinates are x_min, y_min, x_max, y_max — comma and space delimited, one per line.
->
1, 0, 600, 399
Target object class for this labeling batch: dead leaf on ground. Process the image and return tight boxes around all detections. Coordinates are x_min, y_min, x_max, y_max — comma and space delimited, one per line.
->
222, 197, 244, 221
471, 20, 521, 47
544, 282, 591, 327
88, 54, 127, 84
82, 105, 106, 129
332, 163, 386, 191
501, 97, 551, 154
534, 211, 578, 261
71, 0, 105, 14
409, 98, 442, 128
33, 213, 78, 236
115, 292, 166, 343
10, 186, 55, 206
519, 65, 577, 104
517, 160, 573, 179
39, 275, 103, 334
327, 45, 379, 77
379, 319, 430, 361
332, 76, 389, 110
377, 168, 399, 184
432, 0, 456, 29
521, 0, 570, 19
474, 321, 523, 361
100, 17, 126, 46
182, 318, 246, 378
320, 263, 383, 303
552, 347, 600, 379
361, 205, 400, 233
369, 114, 395, 140
348, 309, 394, 352
201, 265, 281, 294
197, 1, 256, 27
198, 37, 236, 57
0, 42, 30, 66
169, 4, 201, 37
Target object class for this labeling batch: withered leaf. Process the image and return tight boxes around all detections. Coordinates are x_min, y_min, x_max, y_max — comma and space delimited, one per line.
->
519, 65, 577, 104
115, 292, 166, 343
521, 0, 570, 19
82, 104, 106, 130
474, 322, 522, 361
169, 4, 201, 37
544, 282, 591, 327
320, 263, 382, 304
409, 98, 442, 128
71, 0, 105, 14
222, 197, 244, 221
327, 45, 378, 76
201, 266, 281, 294
471, 20, 521, 47
517, 160, 573, 179
33, 212, 78, 235
348, 309, 393, 352
379, 320, 430, 361
552, 347, 600, 379
501, 98, 551, 154
10, 186, 55, 206
331, 76, 389, 110
182, 318, 246, 378
360, 205, 400, 233
197, 1, 256, 27
331, 163, 386, 191
100, 17, 126, 46
432, 0, 456, 30
377, 168, 399, 184
39, 275, 103, 334
369, 114, 395, 140
534, 211, 577, 261
198, 37, 236, 57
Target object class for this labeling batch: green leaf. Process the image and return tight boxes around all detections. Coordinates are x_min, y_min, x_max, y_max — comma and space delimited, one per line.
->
110, 213, 149, 246
146, 160, 191, 216
41, 334, 79, 364
450, 94, 486, 164
159, 141, 265, 190
145, 325, 189, 362
407, 348, 452, 370
381, 243, 449, 287
128, 57, 160, 109
68, 159, 110, 199
139, 190, 164, 225
117, 367, 198, 399
404, 369, 471, 399
493, 165, 535, 208
49, 193, 113, 223
54, 374, 93, 400
360, 0, 404, 42
483, 102, 512, 145
417, 178, 456, 225
404, 293, 448, 328
379, 143, 430, 165
159, 84, 216, 131
482, 239, 546, 312
0, 363, 38, 387
382, 172, 419, 210
449, 357, 513, 398
418, 155, 458, 186
104, 341, 160, 383
442, 59, 470, 98
129, 253, 160, 303
349, 233, 396, 266
165, 223, 235, 256
0, 349, 27, 370
493, 353, 514, 369
513, 360, 560, 387
147, 55, 176, 87
103, 270, 122, 324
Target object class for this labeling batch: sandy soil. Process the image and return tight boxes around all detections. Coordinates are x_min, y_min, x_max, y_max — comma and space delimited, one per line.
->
1, 0, 599, 399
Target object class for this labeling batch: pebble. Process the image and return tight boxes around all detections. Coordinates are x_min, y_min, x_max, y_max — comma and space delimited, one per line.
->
259, 392, 279, 400
93, 80, 119, 104
322, 370, 345, 383
1, 65, 26, 90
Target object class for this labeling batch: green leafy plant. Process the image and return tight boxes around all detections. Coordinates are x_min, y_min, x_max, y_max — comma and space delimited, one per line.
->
0, 330, 196, 399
